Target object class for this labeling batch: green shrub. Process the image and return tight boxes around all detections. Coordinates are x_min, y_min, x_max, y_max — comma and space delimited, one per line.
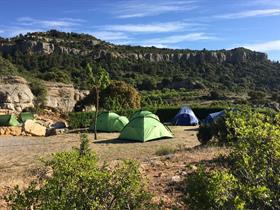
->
68, 111, 95, 128
4, 134, 154, 210
186, 110, 280, 210
29, 79, 47, 112
185, 166, 238, 210
102, 80, 141, 111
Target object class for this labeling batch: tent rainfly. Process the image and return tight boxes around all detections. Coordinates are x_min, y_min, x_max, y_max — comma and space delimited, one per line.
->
130, 110, 160, 121
0, 114, 20, 126
203, 110, 225, 126
172, 106, 199, 126
90, 111, 129, 132
20, 112, 34, 123
119, 116, 173, 142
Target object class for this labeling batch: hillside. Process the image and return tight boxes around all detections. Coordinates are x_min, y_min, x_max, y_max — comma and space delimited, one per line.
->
0, 30, 280, 92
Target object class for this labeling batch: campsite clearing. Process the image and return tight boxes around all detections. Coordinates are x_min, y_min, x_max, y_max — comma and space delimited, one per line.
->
0, 126, 227, 209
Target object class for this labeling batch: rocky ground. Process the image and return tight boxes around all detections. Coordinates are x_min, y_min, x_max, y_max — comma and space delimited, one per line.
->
0, 126, 227, 209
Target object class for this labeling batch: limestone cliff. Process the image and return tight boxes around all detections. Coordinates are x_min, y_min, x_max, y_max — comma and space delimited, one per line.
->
0, 76, 89, 113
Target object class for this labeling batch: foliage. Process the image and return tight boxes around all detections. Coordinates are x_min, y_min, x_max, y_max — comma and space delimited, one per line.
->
75, 80, 141, 112
101, 80, 141, 111
4, 134, 154, 210
248, 90, 266, 100
85, 63, 110, 140
68, 111, 95, 129
1, 30, 280, 95
185, 166, 238, 210
186, 110, 280, 210
208, 90, 226, 100
0, 56, 18, 76
29, 79, 48, 111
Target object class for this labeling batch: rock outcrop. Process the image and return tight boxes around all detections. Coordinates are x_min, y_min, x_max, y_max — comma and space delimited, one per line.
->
0, 76, 34, 112
0, 76, 89, 113
44, 81, 89, 112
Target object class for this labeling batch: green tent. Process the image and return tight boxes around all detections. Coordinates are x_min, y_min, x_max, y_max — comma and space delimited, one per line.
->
119, 116, 173, 142
0, 114, 20, 126
20, 112, 34, 123
130, 110, 160, 121
90, 111, 129, 132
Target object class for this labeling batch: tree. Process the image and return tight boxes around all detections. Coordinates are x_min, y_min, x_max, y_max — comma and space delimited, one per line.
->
86, 64, 110, 140
101, 80, 141, 111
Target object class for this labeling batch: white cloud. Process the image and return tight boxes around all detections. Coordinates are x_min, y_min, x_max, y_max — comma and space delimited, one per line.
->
101, 22, 194, 33
0, 30, 4, 34
143, 33, 217, 45
215, 9, 280, 19
17, 17, 83, 28
0, 27, 43, 37
244, 40, 280, 51
115, 0, 198, 18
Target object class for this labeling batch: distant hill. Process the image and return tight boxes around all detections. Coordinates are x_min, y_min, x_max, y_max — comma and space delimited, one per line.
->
0, 30, 279, 92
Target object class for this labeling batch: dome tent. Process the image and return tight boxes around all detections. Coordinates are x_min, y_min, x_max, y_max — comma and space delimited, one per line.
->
0, 114, 20, 126
130, 110, 160, 121
172, 106, 199, 126
203, 110, 225, 126
119, 116, 173, 142
90, 111, 129, 132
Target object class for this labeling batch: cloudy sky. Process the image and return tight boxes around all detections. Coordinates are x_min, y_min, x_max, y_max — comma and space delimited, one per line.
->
0, 0, 280, 60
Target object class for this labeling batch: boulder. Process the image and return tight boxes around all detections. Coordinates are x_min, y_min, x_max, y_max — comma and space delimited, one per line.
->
24, 120, 46, 136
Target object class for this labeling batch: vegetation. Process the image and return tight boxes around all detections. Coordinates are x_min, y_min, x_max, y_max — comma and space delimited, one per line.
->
68, 111, 95, 129
29, 79, 48, 111
101, 80, 141, 111
186, 109, 280, 210
85, 63, 110, 140
1, 30, 280, 96
0, 56, 18, 76
4, 134, 154, 209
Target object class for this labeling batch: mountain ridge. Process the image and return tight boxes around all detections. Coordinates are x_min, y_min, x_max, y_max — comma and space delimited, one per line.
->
0, 30, 279, 92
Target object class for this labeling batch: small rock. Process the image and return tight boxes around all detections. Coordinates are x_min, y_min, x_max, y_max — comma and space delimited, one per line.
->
181, 171, 188, 176
171, 175, 181, 183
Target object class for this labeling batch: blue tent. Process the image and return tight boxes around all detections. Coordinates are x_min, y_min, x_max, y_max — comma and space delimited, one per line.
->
172, 107, 199, 126
204, 110, 225, 126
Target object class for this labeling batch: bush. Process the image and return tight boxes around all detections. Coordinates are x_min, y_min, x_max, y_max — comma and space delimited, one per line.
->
4, 134, 154, 210
29, 79, 47, 111
186, 110, 280, 210
68, 111, 95, 128
185, 167, 238, 210
75, 80, 141, 112
101, 80, 141, 111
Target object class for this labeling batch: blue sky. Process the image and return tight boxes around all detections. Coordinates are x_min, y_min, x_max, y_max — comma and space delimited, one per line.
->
0, 0, 280, 60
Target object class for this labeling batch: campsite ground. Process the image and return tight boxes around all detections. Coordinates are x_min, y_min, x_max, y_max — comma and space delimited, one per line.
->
0, 126, 227, 209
